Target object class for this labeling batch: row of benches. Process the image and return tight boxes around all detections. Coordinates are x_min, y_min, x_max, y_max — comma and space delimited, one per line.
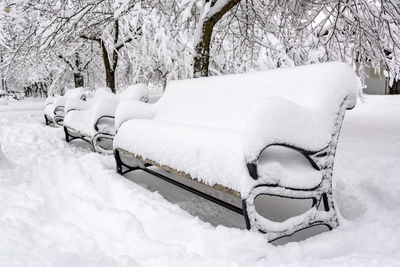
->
45, 85, 150, 154
44, 62, 358, 242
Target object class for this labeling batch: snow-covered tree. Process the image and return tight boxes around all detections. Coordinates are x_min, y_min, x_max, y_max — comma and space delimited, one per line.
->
1, 0, 399, 94
164, 0, 400, 85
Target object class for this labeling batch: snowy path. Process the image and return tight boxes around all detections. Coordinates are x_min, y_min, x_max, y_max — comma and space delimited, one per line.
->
0, 97, 400, 266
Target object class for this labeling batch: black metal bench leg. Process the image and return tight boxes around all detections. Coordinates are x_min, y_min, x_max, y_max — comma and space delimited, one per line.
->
114, 149, 124, 174
90, 139, 96, 152
242, 199, 251, 230
323, 192, 339, 229
63, 126, 71, 142
44, 115, 51, 126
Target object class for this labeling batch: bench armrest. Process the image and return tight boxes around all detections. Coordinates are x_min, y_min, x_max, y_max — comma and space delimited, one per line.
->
45, 96, 55, 106
244, 97, 331, 164
91, 97, 119, 119
53, 96, 67, 109
94, 116, 115, 133
65, 98, 90, 115
115, 100, 159, 130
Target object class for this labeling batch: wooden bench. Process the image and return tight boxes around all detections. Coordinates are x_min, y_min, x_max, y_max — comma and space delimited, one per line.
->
63, 85, 149, 154
113, 62, 358, 241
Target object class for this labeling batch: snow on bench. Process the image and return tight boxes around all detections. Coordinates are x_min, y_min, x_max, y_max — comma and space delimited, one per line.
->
44, 87, 86, 127
63, 85, 149, 154
113, 62, 358, 241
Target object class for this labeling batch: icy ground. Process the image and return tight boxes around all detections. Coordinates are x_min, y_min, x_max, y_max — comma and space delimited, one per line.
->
0, 96, 400, 266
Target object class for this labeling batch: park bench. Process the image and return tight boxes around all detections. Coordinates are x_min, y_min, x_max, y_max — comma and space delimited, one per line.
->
44, 88, 86, 127
113, 62, 358, 241
63, 85, 149, 154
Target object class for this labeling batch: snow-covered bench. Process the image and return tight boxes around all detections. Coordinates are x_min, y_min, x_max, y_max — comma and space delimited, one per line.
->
44, 88, 86, 127
113, 62, 358, 241
63, 85, 149, 154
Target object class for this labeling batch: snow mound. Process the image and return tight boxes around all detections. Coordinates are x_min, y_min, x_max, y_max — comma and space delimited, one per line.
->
118, 83, 149, 102
115, 100, 159, 130
44, 96, 55, 106
54, 87, 86, 108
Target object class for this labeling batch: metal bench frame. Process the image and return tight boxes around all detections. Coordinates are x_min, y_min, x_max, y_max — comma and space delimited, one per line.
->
113, 96, 354, 242
44, 106, 65, 127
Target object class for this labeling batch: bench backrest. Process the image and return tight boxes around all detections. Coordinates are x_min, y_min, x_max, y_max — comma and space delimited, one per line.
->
154, 62, 358, 132
64, 87, 85, 99
118, 84, 149, 102
89, 85, 149, 119
54, 87, 86, 108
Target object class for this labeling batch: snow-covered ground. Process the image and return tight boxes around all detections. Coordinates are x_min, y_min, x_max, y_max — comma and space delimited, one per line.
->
0, 96, 399, 266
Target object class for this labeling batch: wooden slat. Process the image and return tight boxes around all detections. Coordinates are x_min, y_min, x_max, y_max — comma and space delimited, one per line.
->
117, 148, 242, 198
66, 126, 93, 139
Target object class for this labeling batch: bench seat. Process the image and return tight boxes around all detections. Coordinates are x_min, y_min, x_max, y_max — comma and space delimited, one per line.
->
115, 119, 322, 196
64, 109, 105, 138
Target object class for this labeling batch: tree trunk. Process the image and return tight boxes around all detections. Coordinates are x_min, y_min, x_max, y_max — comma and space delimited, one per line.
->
107, 70, 116, 93
73, 53, 84, 88
73, 72, 84, 87
101, 40, 116, 93
193, 21, 214, 78
192, 0, 241, 78
99, 20, 119, 93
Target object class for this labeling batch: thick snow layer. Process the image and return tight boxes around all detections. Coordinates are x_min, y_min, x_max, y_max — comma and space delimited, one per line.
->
0, 96, 400, 265
64, 110, 98, 137
64, 87, 86, 98
157, 62, 357, 163
155, 62, 357, 131
115, 119, 247, 192
44, 96, 55, 106
118, 83, 149, 102
64, 98, 91, 114
115, 63, 357, 194
44, 103, 56, 117
244, 97, 333, 162
257, 146, 322, 189
53, 87, 86, 108
115, 100, 159, 130
114, 119, 323, 194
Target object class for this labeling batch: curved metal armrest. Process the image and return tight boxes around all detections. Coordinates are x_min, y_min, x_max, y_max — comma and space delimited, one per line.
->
54, 105, 65, 116
94, 115, 115, 132
244, 96, 352, 180
246, 143, 327, 180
